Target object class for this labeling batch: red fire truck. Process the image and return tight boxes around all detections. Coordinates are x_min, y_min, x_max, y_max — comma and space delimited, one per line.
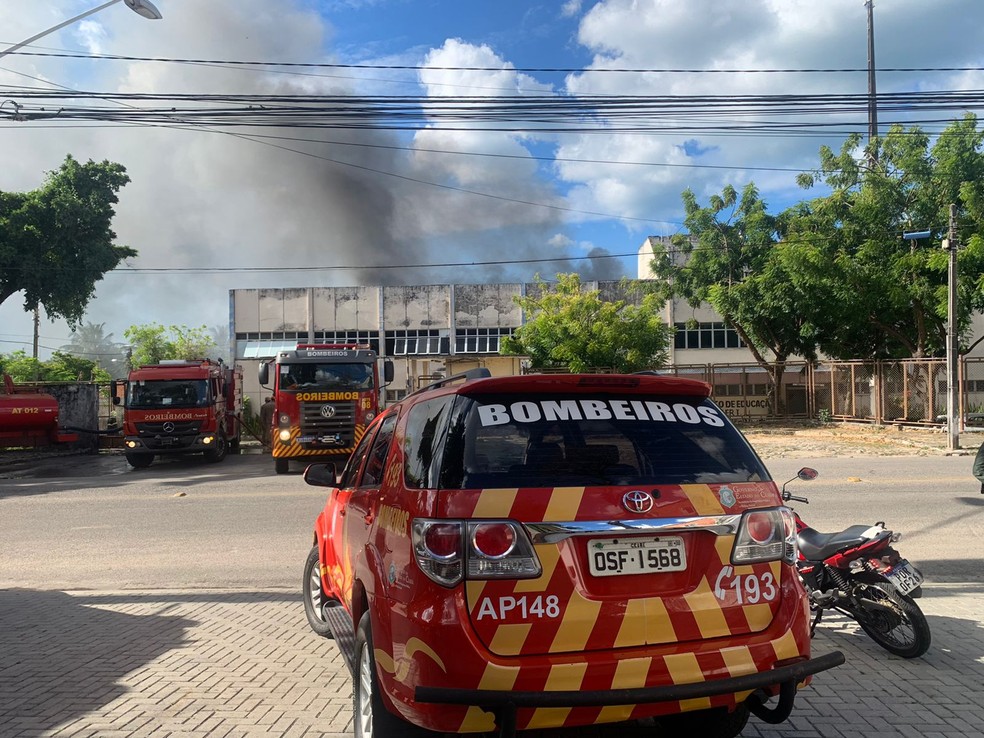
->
0, 373, 79, 448
117, 359, 243, 469
259, 344, 393, 474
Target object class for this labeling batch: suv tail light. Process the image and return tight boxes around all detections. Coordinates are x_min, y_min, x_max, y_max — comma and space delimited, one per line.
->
412, 519, 542, 587
732, 508, 797, 564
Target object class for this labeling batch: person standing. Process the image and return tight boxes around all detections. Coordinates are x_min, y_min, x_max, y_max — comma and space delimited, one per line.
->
260, 396, 275, 448
973, 443, 984, 493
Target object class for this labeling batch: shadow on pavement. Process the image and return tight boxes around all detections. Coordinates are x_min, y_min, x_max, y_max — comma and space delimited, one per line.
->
0, 588, 196, 735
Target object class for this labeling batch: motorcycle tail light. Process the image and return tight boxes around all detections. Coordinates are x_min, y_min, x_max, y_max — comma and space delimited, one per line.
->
733, 508, 796, 564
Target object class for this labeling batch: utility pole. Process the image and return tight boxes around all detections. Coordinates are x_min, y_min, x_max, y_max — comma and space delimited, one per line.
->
944, 204, 960, 451
865, 0, 879, 163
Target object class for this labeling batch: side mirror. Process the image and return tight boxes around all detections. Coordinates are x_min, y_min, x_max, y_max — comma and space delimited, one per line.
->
303, 462, 337, 488
112, 396, 121, 406
383, 359, 394, 384
258, 361, 269, 386
797, 467, 819, 481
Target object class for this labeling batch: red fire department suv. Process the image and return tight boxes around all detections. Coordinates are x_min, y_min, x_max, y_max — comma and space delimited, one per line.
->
302, 370, 843, 738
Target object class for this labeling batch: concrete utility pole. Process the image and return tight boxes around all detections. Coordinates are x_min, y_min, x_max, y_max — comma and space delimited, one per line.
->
944, 204, 960, 451
865, 0, 879, 162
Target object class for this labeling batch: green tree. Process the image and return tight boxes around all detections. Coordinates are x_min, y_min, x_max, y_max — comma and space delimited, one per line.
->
0, 349, 109, 383
786, 115, 984, 359
123, 324, 217, 367
0, 155, 135, 328
500, 273, 671, 373
648, 184, 821, 412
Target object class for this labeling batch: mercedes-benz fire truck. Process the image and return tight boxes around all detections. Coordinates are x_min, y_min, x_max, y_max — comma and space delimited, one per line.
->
117, 359, 243, 469
259, 344, 393, 474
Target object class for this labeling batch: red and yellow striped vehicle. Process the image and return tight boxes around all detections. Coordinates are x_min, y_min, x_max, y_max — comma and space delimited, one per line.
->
302, 370, 843, 738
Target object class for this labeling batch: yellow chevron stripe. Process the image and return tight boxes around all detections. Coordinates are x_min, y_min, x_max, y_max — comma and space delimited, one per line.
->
527, 662, 588, 728
664, 652, 711, 712
472, 488, 518, 518
459, 706, 496, 732
466, 580, 489, 604
770, 628, 801, 661
681, 484, 726, 515
614, 597, 648, 648
549, 589, 602, 653
477, 662, 519, 691
684, 576, 731, 640
720, 644, 756, 677
544, 485, 585, 520
595, 656, 653, 723
489, 622, 531, 656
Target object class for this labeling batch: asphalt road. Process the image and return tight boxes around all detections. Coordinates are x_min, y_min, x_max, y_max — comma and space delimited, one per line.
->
2, 448, 981, 588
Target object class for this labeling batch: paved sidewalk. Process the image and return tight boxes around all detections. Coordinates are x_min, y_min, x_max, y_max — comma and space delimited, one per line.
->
1, 584, 982, 737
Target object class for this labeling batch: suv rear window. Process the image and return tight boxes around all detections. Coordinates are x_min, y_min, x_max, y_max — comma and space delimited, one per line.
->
431, 393, 768, 489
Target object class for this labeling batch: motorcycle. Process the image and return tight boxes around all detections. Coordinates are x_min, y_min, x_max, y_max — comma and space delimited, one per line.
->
781, 467, 931, 659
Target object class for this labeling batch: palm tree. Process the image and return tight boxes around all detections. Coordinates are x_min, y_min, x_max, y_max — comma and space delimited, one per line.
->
61, 322, 127, 378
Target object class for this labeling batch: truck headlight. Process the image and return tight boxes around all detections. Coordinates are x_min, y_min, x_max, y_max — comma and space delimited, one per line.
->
279, 429, 291, 442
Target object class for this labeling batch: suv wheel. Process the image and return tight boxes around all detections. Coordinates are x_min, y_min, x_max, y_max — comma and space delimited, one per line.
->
354, 612, 428, 738
302, 546, 334, 638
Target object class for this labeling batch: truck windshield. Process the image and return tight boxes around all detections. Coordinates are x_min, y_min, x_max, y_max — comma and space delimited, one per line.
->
278, 362, 373, 390
127, 379, 210, 409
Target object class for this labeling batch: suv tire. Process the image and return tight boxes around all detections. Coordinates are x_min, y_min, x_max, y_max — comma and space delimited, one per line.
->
302, 546, 334, 638
354, 612, 428, 738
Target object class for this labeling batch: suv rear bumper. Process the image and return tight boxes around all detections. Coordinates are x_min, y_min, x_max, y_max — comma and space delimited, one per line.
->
415, 649, 844, 707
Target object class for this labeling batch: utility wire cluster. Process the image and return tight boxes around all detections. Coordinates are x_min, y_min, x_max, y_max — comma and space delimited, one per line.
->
3, 88, 984, 132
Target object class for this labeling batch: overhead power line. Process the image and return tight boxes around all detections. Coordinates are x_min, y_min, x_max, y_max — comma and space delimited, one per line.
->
6, 49, 984, 75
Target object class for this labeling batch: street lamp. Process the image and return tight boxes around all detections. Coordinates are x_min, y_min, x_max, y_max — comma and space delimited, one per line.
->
0, 0, 162, 61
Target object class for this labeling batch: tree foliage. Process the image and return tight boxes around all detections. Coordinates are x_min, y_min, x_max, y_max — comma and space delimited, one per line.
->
647, 184, 820, 411
785, 114, 984, 359
500, 273, 671, 373
123, 324, 217, 367
0, 155, 135, 329
0, 349, 110, 383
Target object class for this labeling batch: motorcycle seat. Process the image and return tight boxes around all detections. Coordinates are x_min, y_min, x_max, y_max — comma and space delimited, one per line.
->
797, 524, 887, 561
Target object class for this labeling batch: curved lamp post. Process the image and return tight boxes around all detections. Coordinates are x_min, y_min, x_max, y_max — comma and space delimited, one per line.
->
0, 0, 162, 60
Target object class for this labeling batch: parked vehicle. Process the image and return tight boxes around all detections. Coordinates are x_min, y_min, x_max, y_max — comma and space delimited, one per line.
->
116, 359, 242, 468
258, 344, 393, 474
0, 373, 78, 448
301, 369, 843, 738
782, 468, 931, 658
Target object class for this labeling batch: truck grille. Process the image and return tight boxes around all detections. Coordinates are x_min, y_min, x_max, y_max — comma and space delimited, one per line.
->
134, 420, 203, 450
300, 400, 356, 445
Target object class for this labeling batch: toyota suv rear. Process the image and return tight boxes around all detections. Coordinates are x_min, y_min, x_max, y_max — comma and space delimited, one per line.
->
302, 370, 843, 737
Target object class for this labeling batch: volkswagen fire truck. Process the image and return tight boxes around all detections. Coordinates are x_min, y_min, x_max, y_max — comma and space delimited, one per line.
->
259, 344, 393, 474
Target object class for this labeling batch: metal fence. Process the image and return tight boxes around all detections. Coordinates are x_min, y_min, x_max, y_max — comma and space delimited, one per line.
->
659, 358, 984, 427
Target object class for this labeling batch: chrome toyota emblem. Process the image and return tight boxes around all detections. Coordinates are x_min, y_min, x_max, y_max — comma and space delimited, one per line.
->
162, 421, 175, 433
320, 404, 336, 418
622, 490, 655, 514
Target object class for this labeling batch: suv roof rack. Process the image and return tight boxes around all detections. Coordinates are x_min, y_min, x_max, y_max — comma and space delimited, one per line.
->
410, 367, 492, 398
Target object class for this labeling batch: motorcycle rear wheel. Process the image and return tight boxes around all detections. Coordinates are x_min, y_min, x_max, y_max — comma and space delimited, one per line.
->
851, 581, 931, 658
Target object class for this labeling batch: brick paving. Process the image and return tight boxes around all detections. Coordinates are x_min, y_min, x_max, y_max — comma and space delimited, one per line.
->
1, 583, 982, 737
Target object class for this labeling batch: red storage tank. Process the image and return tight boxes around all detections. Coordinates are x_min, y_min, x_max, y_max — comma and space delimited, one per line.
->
0, 374, 78, 448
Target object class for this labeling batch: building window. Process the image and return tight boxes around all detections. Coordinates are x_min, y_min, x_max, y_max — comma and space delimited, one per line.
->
454, 328, 514, 354
312, 330, 380, 353
386, 330, 450, 356
674, 322, 744, 350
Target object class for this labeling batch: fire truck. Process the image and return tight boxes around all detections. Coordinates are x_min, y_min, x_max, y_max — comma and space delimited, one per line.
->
259, 344, 393, 474
117, 359, 243, 469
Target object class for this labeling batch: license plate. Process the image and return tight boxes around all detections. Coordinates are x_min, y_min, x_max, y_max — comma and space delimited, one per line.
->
587, 536, 686, 577
885, 560, 924, 595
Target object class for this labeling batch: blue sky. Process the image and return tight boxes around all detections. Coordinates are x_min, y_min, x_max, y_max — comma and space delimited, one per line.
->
2, 0, 984, 357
